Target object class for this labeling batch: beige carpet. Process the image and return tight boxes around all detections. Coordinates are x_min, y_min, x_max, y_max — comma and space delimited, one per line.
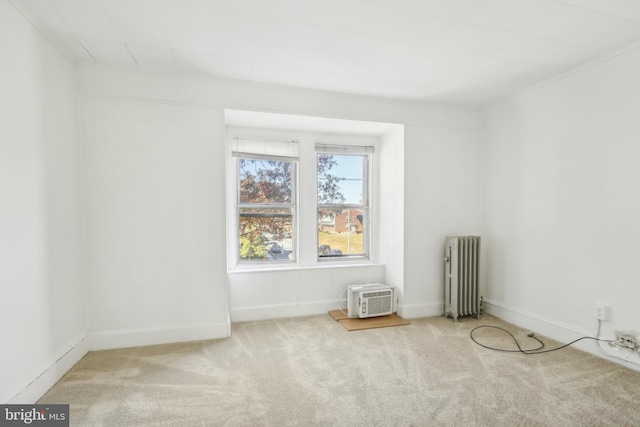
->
39, 314, 640, 426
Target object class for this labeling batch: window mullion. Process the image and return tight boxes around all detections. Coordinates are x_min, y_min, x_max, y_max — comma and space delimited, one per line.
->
318, 204, 366, 209
239, 203, 294, 209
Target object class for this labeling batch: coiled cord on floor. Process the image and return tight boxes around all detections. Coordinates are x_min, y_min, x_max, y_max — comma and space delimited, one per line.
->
470, 325, 613, 355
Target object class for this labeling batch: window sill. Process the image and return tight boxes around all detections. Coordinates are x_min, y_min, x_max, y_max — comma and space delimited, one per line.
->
227, 261, 383, 275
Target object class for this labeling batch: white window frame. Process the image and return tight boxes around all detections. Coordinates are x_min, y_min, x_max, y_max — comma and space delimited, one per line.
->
235, 154, 298, 264
316, 144, 374, 262
229, 136, 299, 267
225, 128, 378, 271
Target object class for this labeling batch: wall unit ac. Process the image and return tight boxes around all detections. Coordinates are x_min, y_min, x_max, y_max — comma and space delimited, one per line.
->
347, 283, 395, 318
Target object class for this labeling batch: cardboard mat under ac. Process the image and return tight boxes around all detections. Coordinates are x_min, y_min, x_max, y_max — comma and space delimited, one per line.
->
328, 309, 410, 331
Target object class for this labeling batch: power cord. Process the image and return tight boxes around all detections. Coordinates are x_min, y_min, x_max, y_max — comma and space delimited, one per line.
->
470, 325, 613, 355
337, 286, 349, 317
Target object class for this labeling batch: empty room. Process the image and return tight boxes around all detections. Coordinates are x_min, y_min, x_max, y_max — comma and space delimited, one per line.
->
1, 0, 639, 425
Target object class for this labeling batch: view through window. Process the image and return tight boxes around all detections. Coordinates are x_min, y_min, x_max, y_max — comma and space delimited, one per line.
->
234, 143, 371, 264
317, 153, 369, 259
237, 157, 296, 262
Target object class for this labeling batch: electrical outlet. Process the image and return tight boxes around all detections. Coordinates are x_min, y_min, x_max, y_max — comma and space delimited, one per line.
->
595, 303, 610, 321
614, 331, 637, 350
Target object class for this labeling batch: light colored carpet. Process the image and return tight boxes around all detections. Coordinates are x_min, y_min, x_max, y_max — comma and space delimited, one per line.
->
39, 314, 640, 426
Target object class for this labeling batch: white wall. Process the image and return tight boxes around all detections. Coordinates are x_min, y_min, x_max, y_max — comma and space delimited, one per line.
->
483, 46, 640, 368
224, 125, 388, 321
77, 64, 483, 325
81, 96, 229, 349
379, 127, 405, 307
0, 1, 86, 403
402, 126, 484, 318
229, 265, 386, 321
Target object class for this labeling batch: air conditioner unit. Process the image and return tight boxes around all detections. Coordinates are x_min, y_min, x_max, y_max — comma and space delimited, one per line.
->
347, 283, 395, 318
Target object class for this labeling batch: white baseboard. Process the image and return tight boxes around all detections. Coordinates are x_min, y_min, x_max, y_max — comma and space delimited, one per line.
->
230, 300, 444, 322
89, 321, 231, 351
483, 299, 640, 372
397, 302, 443, 319
7, 332, 90, 404
230, 300, 343, 322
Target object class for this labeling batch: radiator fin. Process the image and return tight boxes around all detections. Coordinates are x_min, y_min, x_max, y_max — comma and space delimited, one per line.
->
444, 236, 480, 322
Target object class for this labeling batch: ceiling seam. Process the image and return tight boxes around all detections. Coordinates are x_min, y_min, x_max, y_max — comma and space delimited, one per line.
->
198, 2, 598, 68
80, 43, 98, 63
124, 43, 138, 66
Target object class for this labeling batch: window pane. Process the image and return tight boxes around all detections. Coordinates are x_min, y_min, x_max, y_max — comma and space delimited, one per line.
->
317, 154, 365, 205
239, 208, 294, 261
318, 208, 365, 257
239, 158, 293, 204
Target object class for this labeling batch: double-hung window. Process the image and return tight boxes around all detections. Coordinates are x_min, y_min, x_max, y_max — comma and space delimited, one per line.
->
234, 139, 298, 263
316, 144, 373, 260
229, 134, 374, 266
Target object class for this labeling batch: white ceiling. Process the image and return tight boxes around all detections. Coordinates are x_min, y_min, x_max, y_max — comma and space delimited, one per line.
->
12, 0, 640, 106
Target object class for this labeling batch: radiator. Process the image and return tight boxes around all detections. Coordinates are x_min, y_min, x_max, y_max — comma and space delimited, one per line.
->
443, 236, 480, 322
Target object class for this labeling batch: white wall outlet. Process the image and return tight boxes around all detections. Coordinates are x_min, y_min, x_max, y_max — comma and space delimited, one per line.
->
614, 330, 638, 350
595, 303, 610, 321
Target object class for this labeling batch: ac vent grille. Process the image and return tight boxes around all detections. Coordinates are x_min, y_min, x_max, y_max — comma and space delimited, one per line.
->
362, 290, 391, 298
367, 294, 392, 314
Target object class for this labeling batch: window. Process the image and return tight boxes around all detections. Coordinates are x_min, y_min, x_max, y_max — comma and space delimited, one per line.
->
234, 139, 298, 264
228, 132, 375, 267
316, 145, 372, 260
